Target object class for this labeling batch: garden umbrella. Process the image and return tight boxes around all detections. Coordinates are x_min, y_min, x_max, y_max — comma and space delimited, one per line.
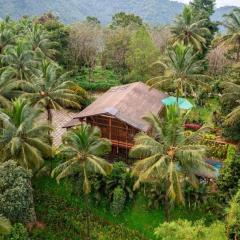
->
161, 96, 193, 110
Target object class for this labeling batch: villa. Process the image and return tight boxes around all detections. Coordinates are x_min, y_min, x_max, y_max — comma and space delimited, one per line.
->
64, 82, 167, 156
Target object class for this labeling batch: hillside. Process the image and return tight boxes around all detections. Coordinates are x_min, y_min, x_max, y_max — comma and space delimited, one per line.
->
0, 0, 236, 25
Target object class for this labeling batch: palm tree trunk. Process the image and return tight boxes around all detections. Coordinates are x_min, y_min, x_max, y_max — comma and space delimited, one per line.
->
47, 107, 52, 124
84, 193, 91, 240
164, 193, 170, 222
176, 81, 181, 104
46, 106, 53, 170
237, 43, 240, 62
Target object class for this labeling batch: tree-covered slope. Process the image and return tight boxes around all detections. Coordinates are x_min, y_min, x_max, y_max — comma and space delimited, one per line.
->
0, 0, 236, 25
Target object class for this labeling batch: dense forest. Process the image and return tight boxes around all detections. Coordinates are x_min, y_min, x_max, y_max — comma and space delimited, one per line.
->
0, 0, 236, 24
0, 0, 240, 239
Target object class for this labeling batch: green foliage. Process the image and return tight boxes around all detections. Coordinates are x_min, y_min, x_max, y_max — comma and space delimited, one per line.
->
0, 99, 52, 170
33, 176, 218, 239
223, 120, 240, 142
0, 0, 232, 26
217, 146, 240, 201
75, 66, 120, 91
111, 187, 126, 216
171, 6, 210, 53
130, 106, 215, 220
85, 16, 101, 25
148, 43, 210, 98
31, 177, 146, 240
154, 219, 227, 240
110, 12, 143, 28
226, 189, 240, 239
200, 133, 229, 159
103, 28, 131, 82
4, 223, 28, 240
0, 161, 36, 224
90, 161, 134, 206
20, 60, 83, 122
0, 215, 11, 236
190, 0, 218, 56
126, 27, 159, 82
221, 8, 240, 61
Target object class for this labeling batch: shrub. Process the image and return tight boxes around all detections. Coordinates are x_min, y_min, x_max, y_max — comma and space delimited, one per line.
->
200, 133, 229, 159
226, 190, 240, 239
217, 146, 240, 201
0, 161, 36, 224
105, 162, 134, 202
90, 161, 134, 206
223, 120, 240, 142
75, 66, 120, 91
154, 219, 227, 240
4, 223, 28, 240
111, 187, 126, 216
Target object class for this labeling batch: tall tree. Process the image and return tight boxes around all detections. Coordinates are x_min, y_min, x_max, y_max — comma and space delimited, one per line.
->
1, 41, 36, 80
190, 0, 218, 54
0, 23, 15, 54
171, 6, 210, 53
221, 80, 240, 124
130, 106, 214, 220
0, 72, 22, 108
26, 23, 58, 60
127, 27, 159, 82
110, 12, 143, 29
85, 16, 101, 25
147, 43, 210, 99
103, 27, 131, 82
68, 22, 103, 77
0, 99, 52, 170
19, 61, 83, 123
221, 8, 240, 61
52, 124, 112, 239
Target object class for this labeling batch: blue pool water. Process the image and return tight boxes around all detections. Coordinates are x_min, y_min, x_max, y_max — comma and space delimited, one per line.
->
206, 159, 223, 177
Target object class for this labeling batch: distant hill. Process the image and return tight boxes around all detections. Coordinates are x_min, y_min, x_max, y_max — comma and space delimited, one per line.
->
0, 0, 237, 25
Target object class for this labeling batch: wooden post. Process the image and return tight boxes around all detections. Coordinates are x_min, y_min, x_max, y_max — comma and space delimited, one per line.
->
126, 125, 128, 161
109, 117, 112, 140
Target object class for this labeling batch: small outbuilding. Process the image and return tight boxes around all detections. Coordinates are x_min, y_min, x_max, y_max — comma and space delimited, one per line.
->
64, 82, 167, 156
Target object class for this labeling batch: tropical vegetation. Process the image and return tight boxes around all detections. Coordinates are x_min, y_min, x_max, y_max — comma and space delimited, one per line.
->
0, 1, 240, 239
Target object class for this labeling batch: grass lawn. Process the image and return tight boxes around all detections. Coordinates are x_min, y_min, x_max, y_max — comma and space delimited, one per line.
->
32, 176, 217, 240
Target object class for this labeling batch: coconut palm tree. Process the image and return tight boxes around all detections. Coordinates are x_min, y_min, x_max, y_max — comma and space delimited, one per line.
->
0, 17, 16, 54
0, 28, 15, 54
52, 124, 112, 239
221, 8, 240, 61
26, 23, 58, 60
171, 6, 210, 53
147, 43, 211, 100
1, 41, 36, 80
130, 105, 214, 220
18, 61, 83, 123
0, 215, 11, 236
221, 80, 240, 124
0, 98, 52, 170
0, 73, 21, 108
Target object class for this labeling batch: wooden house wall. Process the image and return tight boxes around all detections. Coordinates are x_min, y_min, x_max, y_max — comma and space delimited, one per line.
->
84, 115, 139, 149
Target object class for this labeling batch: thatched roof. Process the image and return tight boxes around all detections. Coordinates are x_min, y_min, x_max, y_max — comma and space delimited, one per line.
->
39, 110, 79, 146
64, 82, 167, 131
